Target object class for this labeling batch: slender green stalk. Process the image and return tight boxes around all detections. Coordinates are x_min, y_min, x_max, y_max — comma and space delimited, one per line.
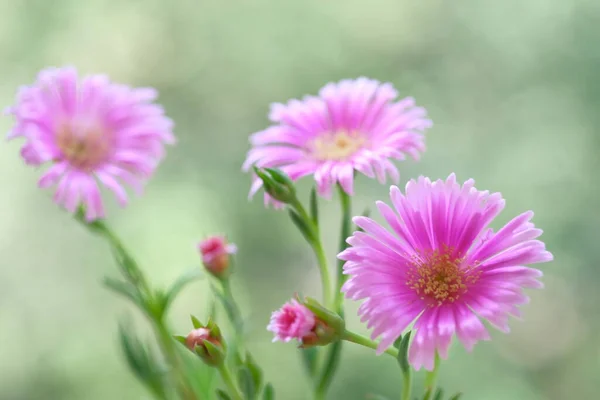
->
82, 218, 196, 399
314, 186, 352, 398
311, 240, 333, 308
334, 186, 352, 310
153, 320, 196, 399
290, 198, 333, 308
217, 364, 244, 400
220, 278, 243, 332
343, 330, 414, 400
423, 353, 441, 400
342, 330, 399, 358
401, 366, 411, 400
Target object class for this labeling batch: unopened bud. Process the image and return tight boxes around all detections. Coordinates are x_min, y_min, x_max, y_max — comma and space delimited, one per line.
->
253, 167, 296, 204
198, 235, 237, 278
179, 317, 225, 366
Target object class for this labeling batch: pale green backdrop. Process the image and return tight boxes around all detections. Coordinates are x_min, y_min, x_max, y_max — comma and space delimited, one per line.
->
0, 0, 598, 399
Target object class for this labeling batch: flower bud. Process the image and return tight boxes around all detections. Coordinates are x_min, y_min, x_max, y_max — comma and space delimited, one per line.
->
180, 317, 225, 366
198, 235, 237, 278
267, 297, 344, 348
253, 167, 296, 204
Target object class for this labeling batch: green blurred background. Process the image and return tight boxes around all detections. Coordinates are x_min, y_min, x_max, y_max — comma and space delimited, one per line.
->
1, 0, 598, 399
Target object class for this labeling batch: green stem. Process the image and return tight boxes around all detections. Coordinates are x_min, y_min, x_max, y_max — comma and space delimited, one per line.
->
290, 198, 333, 308
343, 331, 414, 400
401, 366, 412, 400
313, 186, 352, 398
81, 217, 195, 399
217, 364, 244, 400
334, 186, 352, 311
423, 353, 441, 400
311, 240, 333, 308
342, 330, 399, 358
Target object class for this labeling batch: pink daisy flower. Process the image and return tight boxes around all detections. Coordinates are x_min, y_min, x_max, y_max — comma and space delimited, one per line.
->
242, 77, 432, 202
267, 299, 316, 343
5, 66, 175, 220
339, 174, 553, 371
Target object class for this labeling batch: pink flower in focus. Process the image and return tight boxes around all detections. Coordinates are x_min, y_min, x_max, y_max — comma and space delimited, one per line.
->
340, 174, 553, 371
5, 66, 175, 221
268, 299, 316, 343
242, 78, 432, 204
198, 236, 237, 277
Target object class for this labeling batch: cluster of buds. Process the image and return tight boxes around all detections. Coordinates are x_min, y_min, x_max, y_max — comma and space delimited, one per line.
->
268, 295, 344, 348
198, 235, 237, 278
177, 317, 225, 366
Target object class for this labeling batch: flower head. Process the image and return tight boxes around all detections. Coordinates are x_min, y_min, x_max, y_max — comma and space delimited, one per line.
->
268, 299, 316, 343
243, 77, 432, 203
340, 174, 553, 371
198, 235, 237, 277
5, 66, 175, 220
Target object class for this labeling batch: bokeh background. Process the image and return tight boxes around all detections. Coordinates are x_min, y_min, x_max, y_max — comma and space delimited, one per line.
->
1, 0, 599, 399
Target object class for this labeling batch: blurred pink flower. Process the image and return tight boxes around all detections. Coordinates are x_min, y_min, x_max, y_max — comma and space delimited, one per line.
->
198, 236, 237, 277
243, 77, 431, 204
5, 66, 175, 220
268, 299, 316, 343
340, 174, 553, 371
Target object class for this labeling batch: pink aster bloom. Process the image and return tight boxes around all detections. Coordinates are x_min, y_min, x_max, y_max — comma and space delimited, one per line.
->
5, 66, 175, 220
340, 174, 553, 371
267, 299, 316, 343
198, 235, 237, 277
242, 77, 432, 203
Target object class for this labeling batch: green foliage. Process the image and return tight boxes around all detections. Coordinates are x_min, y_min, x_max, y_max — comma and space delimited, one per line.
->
395, 332, 412, 375
309, 187, 319, 225
262, 383, 274, 400
118, 323, 168, 399
237, 366, 257, 400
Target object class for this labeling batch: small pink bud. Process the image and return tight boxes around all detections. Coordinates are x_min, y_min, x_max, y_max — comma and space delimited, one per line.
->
185, 327, 224, 366
185, 328, 216, 349
267, 299, 316, 343
198, 235, 237, 277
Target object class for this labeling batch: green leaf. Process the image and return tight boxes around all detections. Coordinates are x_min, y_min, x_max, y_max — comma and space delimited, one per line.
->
396, 331, 412, 374
432, 388, 443, 400
300, 347, 319, 378
288, 209, 315, 243
448, 393, 462, 400
310, 187, 319, 225
118, 322, 168, 398
245, 352, 263, 392
216, 389, 233, 400
173, 335, 187, 345
262, 383, 274, 400
191, 315, 203, 329
163, 268, 204, 310
103, 277, 142, 307
237, 366, 256, 400
392, 334, 404, 350
203, 340, 225, 366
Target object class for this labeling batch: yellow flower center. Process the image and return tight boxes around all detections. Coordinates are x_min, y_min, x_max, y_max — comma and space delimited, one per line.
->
406, 248, 480, 306
56, 121, 111, 170
311, 131, 366, 161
